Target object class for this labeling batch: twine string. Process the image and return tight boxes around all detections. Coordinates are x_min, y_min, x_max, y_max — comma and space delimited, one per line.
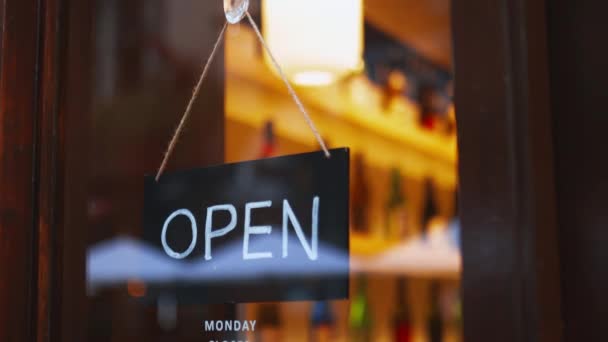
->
156, 22, 228, 181
245, 11, 331, 159
156, 12, 331, 182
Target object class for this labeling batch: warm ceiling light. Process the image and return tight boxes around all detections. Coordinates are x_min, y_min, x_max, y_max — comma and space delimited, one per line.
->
262, 0, 364, 86
292, 71, 336, 86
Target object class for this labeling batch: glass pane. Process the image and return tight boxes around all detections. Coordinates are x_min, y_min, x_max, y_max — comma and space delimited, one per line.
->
226, 1, 459, 341
75, 0, 460, 341
84, 0, 231, 340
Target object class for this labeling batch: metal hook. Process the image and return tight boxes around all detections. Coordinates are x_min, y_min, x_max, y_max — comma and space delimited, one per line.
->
224, 0, 249, 24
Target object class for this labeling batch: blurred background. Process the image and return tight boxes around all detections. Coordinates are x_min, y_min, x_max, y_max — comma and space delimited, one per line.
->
84, 0, 460, 341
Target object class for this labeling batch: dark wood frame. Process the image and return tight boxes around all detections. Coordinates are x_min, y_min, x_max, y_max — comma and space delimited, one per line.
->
547, 0, 608, 340
452, 0, 563, 341
0, 0, 92, 341
0, 1, 41, 341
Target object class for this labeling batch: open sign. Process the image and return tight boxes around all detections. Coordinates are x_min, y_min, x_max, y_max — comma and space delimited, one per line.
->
143, 149, 350, 303
160, 197, 320, 261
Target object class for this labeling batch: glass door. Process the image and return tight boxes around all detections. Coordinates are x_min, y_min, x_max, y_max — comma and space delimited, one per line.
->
67, 1, 460, 341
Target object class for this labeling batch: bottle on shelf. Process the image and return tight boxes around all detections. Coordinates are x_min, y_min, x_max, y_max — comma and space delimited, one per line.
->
349, 276, 372, 342
351, 153, 370, 234
393, 278, 413, 342
421, 178, 439, 238
310, 301, 335, 342
444, 104, 457, 136
259, 120, 276, 158
442, 81, 457, 137
427, 281, 444, 342
383, 70, 416, 125
448, 189, 461, 249
255, 303, 281, 342
382, 70, 407, 111
418, 86, 440, 131
385, 168, 407, 241
418, 86, 451, 135
450, 286, 463, 342
452, 188, 459, 218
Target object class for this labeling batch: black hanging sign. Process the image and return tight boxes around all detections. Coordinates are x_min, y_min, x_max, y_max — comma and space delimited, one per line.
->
143, 148, 350, 304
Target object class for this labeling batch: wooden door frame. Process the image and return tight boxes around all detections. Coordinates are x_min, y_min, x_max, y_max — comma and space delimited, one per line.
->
0, 0, 93, 341
0, 0, 41, 341
452, 0, 563, 341
546, 0, 608, 340
2, 0, 565, 341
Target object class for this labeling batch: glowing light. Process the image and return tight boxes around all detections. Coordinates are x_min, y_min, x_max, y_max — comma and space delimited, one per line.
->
292, 71, 336, 86
262, 0, 363, 86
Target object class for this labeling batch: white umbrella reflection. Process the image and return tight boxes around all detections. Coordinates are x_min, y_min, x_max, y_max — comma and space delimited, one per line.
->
87, 233, 353, 288
366, 220, 461, 278
86, 236, 184, 290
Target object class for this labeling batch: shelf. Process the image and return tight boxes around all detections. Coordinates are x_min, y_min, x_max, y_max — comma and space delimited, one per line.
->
351, 224, 461, 279
225, 26, 460, 279
225, 26, 458, 189
350, 232, 399, 256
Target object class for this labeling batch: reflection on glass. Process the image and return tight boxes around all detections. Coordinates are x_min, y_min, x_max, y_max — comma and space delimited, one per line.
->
349, 276, 371, 342
427, 282, 444, 342
256, 304, 282, 342
80, 0, 461, 340
393, 278, 413, 342
85, 0, 233, 341
310, 301, 335, 342
227, 0, 461, 337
